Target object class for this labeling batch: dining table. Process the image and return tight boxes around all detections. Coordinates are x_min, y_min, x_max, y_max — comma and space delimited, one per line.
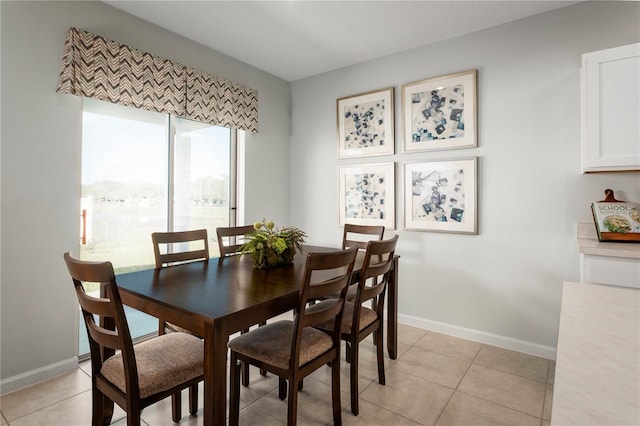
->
116, 244, 399, 426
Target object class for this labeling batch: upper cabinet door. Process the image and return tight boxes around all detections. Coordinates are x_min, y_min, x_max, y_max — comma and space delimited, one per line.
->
581, 43, 640, 173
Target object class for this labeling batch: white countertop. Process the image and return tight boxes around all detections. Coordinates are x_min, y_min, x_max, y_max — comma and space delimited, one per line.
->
577, 221, 640, 259
551, 281, 640, 425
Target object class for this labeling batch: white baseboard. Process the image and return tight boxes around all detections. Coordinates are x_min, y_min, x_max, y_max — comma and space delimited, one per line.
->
1, 357, 78, 395
398, 313, 557, 360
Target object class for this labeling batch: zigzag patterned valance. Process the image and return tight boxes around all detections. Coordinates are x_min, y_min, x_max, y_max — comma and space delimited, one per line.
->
56, 27, 258, 133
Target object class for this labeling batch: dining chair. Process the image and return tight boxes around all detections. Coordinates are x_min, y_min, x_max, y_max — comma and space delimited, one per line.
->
216, 224, 268, 385
63, 252, 204, 426
342, 224, 385, 250
228, 246, 359, 426
314, 235, 398, 416
215, 225, 255, 265
152, 228, 210, 335
152, 228, 210, 269
151, 228, 209, 412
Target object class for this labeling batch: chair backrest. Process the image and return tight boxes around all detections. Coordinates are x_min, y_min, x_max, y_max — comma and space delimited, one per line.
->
352, 235, 399, 322
291, 246, 359, 367
152, 229, 209, 268
63, 252, 139, 394
215, 225, 255, 264
342, 224, 385, 250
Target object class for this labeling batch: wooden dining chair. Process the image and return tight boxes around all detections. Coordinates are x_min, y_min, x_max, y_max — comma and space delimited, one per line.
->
216, 224, 268, 384
228, 246, 359, 426
215, 225, 255, 265
314, 235, 398, 416
63, 252, 204, 426
152, 228, 210, 335
342, 224, 385, 250
151, 228, 209, 412
152, 228, 210, 268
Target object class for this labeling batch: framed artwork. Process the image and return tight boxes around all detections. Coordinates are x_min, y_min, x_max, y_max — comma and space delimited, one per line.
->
404, 157, 477, 234
337, 87, 395, 158
402, 69, 477, 152
339, 162, 395, 229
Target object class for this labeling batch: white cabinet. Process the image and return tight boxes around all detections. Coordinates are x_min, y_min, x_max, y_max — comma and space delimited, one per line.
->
577, 221, 640, 288
581, 43, 640, 173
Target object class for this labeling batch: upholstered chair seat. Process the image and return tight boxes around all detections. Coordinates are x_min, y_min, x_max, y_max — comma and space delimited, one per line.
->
228, 320, 333, 371
101, 332, 203, 399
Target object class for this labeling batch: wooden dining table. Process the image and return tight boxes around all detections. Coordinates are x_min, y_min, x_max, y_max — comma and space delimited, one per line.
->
116, 245, 399, 426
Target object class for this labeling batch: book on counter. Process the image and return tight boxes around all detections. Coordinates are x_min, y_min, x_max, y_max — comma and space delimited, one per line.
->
591, 190, 640, 243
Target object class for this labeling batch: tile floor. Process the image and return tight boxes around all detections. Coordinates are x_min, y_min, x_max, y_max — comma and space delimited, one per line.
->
0, 322, 555, 426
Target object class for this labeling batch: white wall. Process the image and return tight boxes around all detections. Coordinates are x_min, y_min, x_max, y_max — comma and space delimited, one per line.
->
0, 1, 291, 393
290, 1, 640, 358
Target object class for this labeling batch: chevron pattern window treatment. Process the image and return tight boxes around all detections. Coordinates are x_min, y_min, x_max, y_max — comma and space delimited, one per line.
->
56, 27, 258, 133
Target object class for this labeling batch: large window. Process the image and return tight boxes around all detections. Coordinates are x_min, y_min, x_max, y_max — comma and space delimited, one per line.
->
79, 98, 236, 352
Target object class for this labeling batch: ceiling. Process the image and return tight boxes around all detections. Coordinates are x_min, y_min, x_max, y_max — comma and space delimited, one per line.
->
103, 1, 581, 82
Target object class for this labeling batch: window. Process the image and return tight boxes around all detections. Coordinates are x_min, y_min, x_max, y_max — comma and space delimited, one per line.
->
79, 98, 236, 353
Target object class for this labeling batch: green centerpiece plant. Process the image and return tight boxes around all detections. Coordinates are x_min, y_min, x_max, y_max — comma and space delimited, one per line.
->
240, 219, 306, 269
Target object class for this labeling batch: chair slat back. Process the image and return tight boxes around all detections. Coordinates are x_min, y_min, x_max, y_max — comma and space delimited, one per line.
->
356, 235, 399, 311
292, 247, 358, 363
215, 225, 255, 264
152, 229, 209, 268
342, 224, 385, 250
63, 253, 136, 384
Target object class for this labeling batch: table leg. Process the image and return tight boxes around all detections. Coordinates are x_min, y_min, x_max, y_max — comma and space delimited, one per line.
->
212, 320, 229, 426
387, 257, 398, 359
203, 322, 215, 426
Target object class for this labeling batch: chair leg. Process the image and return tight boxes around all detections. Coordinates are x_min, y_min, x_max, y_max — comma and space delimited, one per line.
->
376, 326, 386, 385
240, 328, 251, 386
92, 389, 113, 426
331, 356, 343, 426
278, 377, 287, 400
259, 321, 268, 376
171, 391, 181, 422
350, 340, 359, 416
229, 353, 241, 426
189, 383, 198, 415
287, 379, 299, 426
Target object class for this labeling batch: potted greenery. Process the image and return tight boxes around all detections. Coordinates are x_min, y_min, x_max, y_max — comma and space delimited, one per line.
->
240, 219, 306, 269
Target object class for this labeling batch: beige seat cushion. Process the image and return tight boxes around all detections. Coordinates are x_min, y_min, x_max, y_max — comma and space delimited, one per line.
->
101, 332, 203, 398
228, 320, 333, 371
316, 302, 377, 335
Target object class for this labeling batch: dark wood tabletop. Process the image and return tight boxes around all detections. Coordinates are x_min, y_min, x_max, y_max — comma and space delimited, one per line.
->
116, 244, 398, 426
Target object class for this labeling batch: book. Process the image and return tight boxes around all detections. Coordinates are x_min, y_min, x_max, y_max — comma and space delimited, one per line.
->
591, 201, 640, 242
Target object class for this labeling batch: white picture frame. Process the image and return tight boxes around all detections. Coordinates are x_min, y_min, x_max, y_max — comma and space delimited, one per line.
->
404, 157, 477, 234
339, 162, 395, 229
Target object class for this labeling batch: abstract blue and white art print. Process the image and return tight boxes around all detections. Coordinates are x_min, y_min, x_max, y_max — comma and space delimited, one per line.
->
404, 158, 477, 234
403, 70, 477, 152
339, 162, 395, 228
338, 88, 395, 158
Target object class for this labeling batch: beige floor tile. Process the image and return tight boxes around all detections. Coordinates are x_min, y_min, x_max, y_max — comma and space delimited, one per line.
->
392, 346, 470, 389
542, 383, 553, 421
415, 332, 482, 362
8, 390, 126, 426
139, 391, 204, 426
360, 367, 454, 425
397, 323, 428, 346
342, 399, 423, 425
1, 413, 7, 425
235, 377, 349, 425
0, 368, 91, 421
458, 364, 546, 417
542, 420, 550, 426
474, 345, 549, 382
357, 337, 411, 365
547, 360, 556, 385
436, 391, 540, 426
308, 351, 379, 396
